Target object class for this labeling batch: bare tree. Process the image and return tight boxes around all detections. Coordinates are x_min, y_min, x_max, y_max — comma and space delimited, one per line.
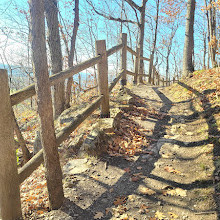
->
164, 24, 178, 84
182, 0, 196, 77
87, 0, 149, 83
204, 0, 217, 67
148, 0, 160, 84
64, 0, 80, 109
45, 0, 65, 118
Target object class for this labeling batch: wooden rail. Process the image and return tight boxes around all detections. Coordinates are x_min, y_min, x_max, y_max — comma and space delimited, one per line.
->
11, 43, 123, 106
18, 95, 104, 183
127, 46, 150, 61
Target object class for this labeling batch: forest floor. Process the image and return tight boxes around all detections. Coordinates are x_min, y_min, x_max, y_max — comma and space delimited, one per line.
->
22, 68, 220, 220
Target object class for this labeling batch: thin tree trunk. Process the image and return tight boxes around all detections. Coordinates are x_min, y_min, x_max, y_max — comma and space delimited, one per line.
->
45, 0, 65, 119
208, 0, 217, 67
65, 0, 79, 109
203, 31, 207, 69
148, 0, 159, 83
138, 0, 147, 83
29, 0, 64, 209
13, 111, 31, 163
182, 0, 195, 77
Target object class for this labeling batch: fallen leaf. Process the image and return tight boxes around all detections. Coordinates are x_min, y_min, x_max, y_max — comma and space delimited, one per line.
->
91, 176, 99, 181
161, 152, 173, 159
164, 166, 181, 174
133, 172, 143, 176
130, 176, 140, 182
138, 185, 156, 195
124, 167, 131, 173
114, 196, 127, 206
175, 188, 187, 197
94, 212, 104, 219
109, 188, 114, 193
113, 205, 127, 214
105, 208, 112, 214
162, 187, 187, 197
155, 211, 166, 220
168, 212, 178, 219
137, 166, 142, 170
36, 210, 44, 215
120, 213, 129, 219
162, 189, 176, 196
127, 195, 135, 201
139, 204, 150, 214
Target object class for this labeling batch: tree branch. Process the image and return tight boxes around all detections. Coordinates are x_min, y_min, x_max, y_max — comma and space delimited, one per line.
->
86, 0, 137, 25
124, 0, 141, 11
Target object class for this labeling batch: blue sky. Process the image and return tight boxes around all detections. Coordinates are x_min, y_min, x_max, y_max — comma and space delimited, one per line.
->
0, 0, 208, 78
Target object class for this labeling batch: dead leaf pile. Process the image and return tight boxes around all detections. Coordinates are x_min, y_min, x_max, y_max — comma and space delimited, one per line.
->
20, 166, 49, 216
107, 99, 157, 158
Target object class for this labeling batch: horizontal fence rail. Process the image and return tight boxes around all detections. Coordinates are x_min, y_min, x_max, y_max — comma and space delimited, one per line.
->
18, 95, 104, 184
11, 43, 123, 106
18, 68, 124, 184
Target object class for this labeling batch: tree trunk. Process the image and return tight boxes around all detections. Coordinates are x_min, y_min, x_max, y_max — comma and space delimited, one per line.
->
65, 0, 79, 109
13, 111, 31, 163
148, 0, 159, 83
182, 0, 195, 77
208, 0, 217, 67
138, 0, 147, 83
29, 0, 64, 209
204, 0, 211, 69
45, 0, 65, 119
203, 31, 207, 69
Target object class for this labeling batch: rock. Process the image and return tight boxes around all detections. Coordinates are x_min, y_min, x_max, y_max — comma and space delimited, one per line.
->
78, 129, 108, 157
98, 118, 115, 133
68, 133, 84, 150
63, 158, 89, 175
33, 129, 42, 154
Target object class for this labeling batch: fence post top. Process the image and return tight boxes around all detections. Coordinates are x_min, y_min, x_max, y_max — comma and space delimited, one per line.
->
0, 69, 7, 75
95, 39, 106, 43
120, 33, 127, 41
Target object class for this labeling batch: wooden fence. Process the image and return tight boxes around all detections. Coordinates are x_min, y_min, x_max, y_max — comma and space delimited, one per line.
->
0, 33, 177, 219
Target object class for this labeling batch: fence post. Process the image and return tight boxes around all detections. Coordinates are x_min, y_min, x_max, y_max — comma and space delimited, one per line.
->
120, 33, 127, 86
96, 40, 110, 118
0, 69, 22, 220
134, 47, 140, 85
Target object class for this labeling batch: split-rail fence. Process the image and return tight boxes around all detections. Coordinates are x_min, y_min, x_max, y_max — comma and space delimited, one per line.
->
0, 33, 177, 220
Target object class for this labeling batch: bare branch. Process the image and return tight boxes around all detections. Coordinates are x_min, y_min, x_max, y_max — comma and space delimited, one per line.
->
86, 0, 137, 25
124, 0, 141, 11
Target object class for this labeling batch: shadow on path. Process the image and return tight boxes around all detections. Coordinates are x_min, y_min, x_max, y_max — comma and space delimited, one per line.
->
57, 85, 219, 219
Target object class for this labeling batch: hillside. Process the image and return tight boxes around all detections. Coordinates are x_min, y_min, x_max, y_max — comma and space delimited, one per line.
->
21, 69, 220, 219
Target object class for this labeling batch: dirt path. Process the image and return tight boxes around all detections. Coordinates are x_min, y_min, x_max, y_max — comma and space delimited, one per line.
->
37, 85, 219, 220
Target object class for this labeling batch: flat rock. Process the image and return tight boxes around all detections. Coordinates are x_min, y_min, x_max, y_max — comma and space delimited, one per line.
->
63, 158, 88, 175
